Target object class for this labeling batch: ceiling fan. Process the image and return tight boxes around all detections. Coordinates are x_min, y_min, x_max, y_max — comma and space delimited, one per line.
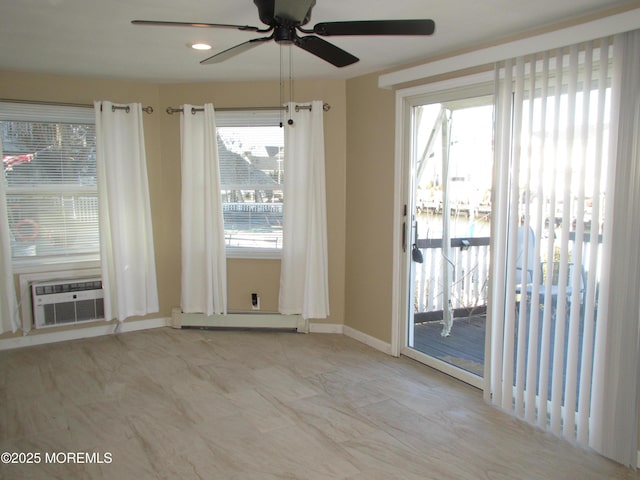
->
132, 0, 435, 67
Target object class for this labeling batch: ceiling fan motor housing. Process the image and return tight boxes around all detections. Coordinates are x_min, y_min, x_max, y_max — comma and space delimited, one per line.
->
274, 25, 296, 44
254, 0, 316, 27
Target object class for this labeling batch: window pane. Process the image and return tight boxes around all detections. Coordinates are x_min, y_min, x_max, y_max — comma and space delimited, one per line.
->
2, 115, 98, 260
3, 122, 96, 187
222, 189, 283, 249
216, 113, 284, 252
7, 194, 99, 258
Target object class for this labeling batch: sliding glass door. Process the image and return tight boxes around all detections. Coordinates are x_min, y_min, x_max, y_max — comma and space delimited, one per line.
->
402, 87, 493, 386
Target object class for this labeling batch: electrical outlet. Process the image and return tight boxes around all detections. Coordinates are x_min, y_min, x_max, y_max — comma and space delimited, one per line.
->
251, 293, 260, 310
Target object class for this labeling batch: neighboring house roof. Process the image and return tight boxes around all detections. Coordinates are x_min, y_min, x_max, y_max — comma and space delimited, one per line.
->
218, 139, 278, 187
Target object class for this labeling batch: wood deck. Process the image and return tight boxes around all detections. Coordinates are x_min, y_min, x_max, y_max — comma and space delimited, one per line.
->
413, 315, 486, 376
413, 309, 588, 409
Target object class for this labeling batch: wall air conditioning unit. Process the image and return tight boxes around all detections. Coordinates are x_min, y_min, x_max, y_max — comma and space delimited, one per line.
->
31, 278, 104, 328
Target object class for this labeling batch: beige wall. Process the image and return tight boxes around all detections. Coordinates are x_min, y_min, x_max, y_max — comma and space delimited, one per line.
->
0, 72, 347, 328
344, 72, 396, 342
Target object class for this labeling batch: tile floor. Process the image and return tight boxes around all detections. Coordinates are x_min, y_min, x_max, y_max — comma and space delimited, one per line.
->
0, 327, 637, 479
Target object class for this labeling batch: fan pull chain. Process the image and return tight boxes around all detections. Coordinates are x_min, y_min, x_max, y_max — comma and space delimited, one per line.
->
278, 45, 294, 126
287, 44, 294, 125
279, 45, 285, 128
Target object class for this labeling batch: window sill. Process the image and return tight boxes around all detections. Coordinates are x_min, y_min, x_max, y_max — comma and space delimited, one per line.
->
12, 255, 100, 275
225, 248, 282, 260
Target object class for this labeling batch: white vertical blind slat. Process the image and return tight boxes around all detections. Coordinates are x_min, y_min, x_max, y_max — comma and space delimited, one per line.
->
578, 37, 610, 444
524, 53, 542, 424
534, 51, 552, 428
488, 62, 511, 406
553, 43, 576, 436
517, 54, 537, 419
503, 56, 526, 411
547, 46, 568, 434
564, 42, 591, 440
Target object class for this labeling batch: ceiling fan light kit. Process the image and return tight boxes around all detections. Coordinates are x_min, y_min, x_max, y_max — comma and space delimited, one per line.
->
132, 0, 435, 67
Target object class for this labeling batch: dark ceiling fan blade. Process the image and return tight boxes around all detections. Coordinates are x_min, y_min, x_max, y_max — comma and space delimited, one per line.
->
294, 35, 358, 67
274, 0, 315, 24
131, 20, 263, 32
201, 37, 271, 64
311, 19, 435, 36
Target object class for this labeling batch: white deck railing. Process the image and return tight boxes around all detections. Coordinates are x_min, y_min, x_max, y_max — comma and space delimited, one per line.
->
413, 232, 603, 321
413, 237, 490, 318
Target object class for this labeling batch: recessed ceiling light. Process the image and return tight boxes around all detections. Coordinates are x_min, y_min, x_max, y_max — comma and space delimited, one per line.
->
191, 43, 212, 51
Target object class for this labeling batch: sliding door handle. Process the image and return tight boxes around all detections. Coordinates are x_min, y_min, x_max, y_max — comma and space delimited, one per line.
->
402, 222, 407, 252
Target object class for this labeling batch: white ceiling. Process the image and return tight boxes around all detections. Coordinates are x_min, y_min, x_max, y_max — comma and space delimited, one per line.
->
0, 0, 636, 83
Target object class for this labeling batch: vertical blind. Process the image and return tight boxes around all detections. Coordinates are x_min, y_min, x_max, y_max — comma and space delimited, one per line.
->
489, 39, 612, 446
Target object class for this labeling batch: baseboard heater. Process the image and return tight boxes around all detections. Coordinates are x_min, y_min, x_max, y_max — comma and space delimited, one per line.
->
171, 308, 308, 333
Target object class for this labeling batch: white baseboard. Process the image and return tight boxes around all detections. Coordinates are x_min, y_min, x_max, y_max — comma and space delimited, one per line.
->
309, 323, 344, 334
0, 315, 394, 361
308, 323, 394, 359
343, 325, 393, 355
174, 309, 309, 333
0, 317, 169, 351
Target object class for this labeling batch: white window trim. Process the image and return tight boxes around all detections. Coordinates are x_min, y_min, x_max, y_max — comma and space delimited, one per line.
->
225, 247, 281, 260
12, 255, 100, 274
1, 101, 99, 271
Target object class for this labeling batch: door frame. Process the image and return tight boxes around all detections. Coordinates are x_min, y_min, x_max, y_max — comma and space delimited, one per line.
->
391, 72, 494, 389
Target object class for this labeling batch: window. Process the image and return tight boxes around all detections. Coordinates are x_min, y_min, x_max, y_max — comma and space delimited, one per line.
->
216, 109, 284, 255
1, 103, 98, 263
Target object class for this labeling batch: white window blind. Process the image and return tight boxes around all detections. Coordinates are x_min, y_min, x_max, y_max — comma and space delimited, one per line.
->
215, 109, 284, 253
1, 102, 98, 261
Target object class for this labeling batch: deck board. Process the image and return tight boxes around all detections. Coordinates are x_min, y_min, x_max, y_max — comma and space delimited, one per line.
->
413, 310, 586, 408
413, 315, 486, 376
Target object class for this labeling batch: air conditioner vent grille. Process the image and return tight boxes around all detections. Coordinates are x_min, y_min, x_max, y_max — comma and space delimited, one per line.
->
34, 280, 103, 296
32, 277, 104, 328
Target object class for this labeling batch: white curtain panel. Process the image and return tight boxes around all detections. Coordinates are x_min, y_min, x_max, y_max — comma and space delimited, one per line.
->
589, 29, 640, 467
180, 104, 227, 315
0, 136, 19, 334
488, 33, 640, 466
279, 101, 330, 319
95, 101, 159, 321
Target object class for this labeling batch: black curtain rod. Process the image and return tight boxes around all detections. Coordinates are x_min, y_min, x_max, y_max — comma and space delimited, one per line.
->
0, 98, 154, 114
165, 103, 330, 115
